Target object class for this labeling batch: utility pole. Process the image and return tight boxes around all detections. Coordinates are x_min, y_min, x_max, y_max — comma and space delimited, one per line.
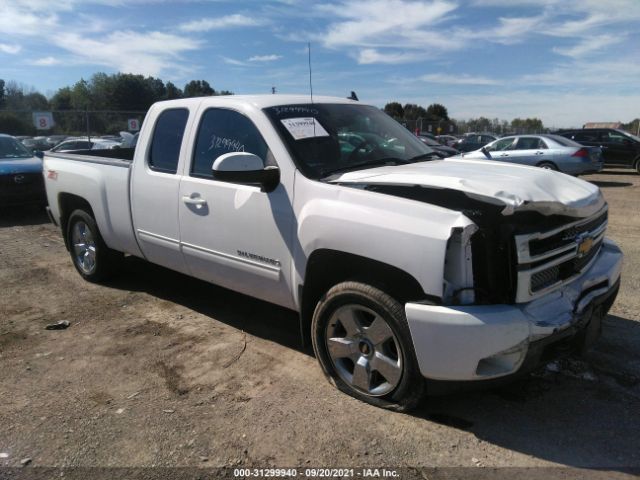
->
85, 106, 91, 142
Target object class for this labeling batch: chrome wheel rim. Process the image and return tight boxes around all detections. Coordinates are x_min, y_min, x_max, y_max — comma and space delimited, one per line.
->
71, 221, 97, 274
325, 305, 403, 396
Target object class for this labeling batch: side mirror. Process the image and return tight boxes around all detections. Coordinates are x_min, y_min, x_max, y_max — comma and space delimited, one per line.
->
480, 147, 492, 159
34, 150, 44, 159
212, 152, 280, 193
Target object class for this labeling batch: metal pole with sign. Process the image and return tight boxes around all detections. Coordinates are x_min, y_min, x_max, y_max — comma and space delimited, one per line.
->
32, 112, 54, 130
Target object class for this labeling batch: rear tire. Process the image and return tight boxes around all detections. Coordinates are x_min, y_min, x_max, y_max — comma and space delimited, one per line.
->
537, 161, 558, 171
311, 281, 425, 412
634, 157, 640, 174
66, 209, 122, 282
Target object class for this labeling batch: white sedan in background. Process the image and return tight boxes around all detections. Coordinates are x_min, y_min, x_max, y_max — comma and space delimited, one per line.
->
458, 134, 603, 175
50, 138, 120, 153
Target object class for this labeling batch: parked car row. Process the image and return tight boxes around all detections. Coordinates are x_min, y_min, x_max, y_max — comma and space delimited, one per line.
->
558, 128, 640, 172
16, 134, 132, 154
458, 134, 603, 175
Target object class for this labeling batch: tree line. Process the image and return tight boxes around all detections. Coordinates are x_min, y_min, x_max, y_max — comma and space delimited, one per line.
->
0, 75, 232, 135
383, 101, 547, 135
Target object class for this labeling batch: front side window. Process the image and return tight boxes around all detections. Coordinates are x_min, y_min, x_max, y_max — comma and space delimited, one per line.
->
192, 108, 270, 178
486, 138, 515, 151
604, 130, 627, 144
148, 108, 189, 174
264, 103, 438, 179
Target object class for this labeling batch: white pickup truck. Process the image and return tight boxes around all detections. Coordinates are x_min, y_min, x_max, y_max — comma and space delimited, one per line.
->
43, 95, 622, 411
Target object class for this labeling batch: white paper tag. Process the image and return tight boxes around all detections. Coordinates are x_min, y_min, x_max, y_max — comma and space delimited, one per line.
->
280, 117, 329, 140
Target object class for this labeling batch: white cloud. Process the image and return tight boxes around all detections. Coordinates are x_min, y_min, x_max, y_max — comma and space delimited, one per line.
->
356, 49, 424, 64
0, 43, 21, 54
421, 73, 502, 85
553, 35, 623, 58
179, 14, 264, 32
29, 56, 60, 66
314, 0, 461, 63
248, 54, 282, 62
221, 56, 249, 67
55, 30, 200, 76
319, 0, 457, 47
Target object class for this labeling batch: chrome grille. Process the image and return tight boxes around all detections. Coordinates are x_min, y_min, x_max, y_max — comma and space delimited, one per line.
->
514, 206, 608, 302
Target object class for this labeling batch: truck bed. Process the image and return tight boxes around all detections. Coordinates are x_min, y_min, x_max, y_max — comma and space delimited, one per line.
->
43, 149, 143, 258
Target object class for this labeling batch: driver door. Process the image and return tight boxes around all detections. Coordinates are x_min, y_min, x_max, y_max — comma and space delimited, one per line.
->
178, 107, 294, 309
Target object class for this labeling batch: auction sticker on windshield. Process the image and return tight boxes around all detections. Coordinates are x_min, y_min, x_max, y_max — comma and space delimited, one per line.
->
280, 118, 329, 140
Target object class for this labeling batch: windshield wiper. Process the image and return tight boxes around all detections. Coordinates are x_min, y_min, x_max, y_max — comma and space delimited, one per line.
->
321, 157, 410, 177
408, 152, 442, 161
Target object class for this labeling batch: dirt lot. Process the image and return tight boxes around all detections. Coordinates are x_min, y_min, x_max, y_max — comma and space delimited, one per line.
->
1, 169, 639, 475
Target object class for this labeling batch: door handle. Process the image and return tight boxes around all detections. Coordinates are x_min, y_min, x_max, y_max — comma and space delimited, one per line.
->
499, 153, 509, 157
182, 195, 207, 206
535, 151, 544, 155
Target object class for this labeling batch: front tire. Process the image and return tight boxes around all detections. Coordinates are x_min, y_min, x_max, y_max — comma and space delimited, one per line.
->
66, 209, 122, 282
311, 282, 424, 411
537, 161, 558, 171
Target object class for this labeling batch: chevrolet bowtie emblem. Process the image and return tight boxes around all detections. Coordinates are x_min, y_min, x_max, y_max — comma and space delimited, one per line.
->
577, 235, 594, 258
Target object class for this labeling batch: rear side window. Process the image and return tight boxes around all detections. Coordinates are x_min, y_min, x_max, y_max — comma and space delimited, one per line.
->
148, 108, 189, 174
548, 135, 581, 147
602, 130, 627, 144
572, 131, 599, 142
515, 137, 547, 150
191, 108, 270, 178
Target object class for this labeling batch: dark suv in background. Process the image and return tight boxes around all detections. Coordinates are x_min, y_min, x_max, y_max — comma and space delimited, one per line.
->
558, 128, 640, 172
454, 133, 497, 152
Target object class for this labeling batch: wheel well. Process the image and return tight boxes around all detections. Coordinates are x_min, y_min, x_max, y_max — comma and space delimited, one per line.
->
58, 193, 94, 250
299, 249, 434, 345
537, 161, 557, 169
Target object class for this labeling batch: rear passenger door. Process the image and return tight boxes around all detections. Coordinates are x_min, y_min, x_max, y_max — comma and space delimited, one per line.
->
131, 107, 192, 273
510, 137, 551, 166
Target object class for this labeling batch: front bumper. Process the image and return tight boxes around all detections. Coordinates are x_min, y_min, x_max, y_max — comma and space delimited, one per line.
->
405, 238, 622, 381
0, 173, 46, 206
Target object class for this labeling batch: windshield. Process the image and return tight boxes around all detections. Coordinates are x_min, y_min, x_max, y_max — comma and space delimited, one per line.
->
263, 103, 437, 179
0, 137, 33, 159
621, 130, 640, 142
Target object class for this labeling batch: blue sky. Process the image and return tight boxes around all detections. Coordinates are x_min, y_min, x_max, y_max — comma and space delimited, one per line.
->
1, 0, 639, 127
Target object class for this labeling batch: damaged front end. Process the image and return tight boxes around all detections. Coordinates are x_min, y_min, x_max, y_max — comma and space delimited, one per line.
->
358, 182, 607, 306
335, 178, 622, 382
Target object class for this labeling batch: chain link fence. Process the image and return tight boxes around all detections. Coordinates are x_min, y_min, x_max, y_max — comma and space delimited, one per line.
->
0, 109, 146, 137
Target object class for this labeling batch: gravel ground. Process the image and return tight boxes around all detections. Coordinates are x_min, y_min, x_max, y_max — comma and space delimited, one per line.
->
1, 169, 639, 477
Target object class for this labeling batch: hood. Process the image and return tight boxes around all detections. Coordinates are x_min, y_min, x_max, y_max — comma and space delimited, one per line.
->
330, 157, 603, 217
0, 157, 42, 175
